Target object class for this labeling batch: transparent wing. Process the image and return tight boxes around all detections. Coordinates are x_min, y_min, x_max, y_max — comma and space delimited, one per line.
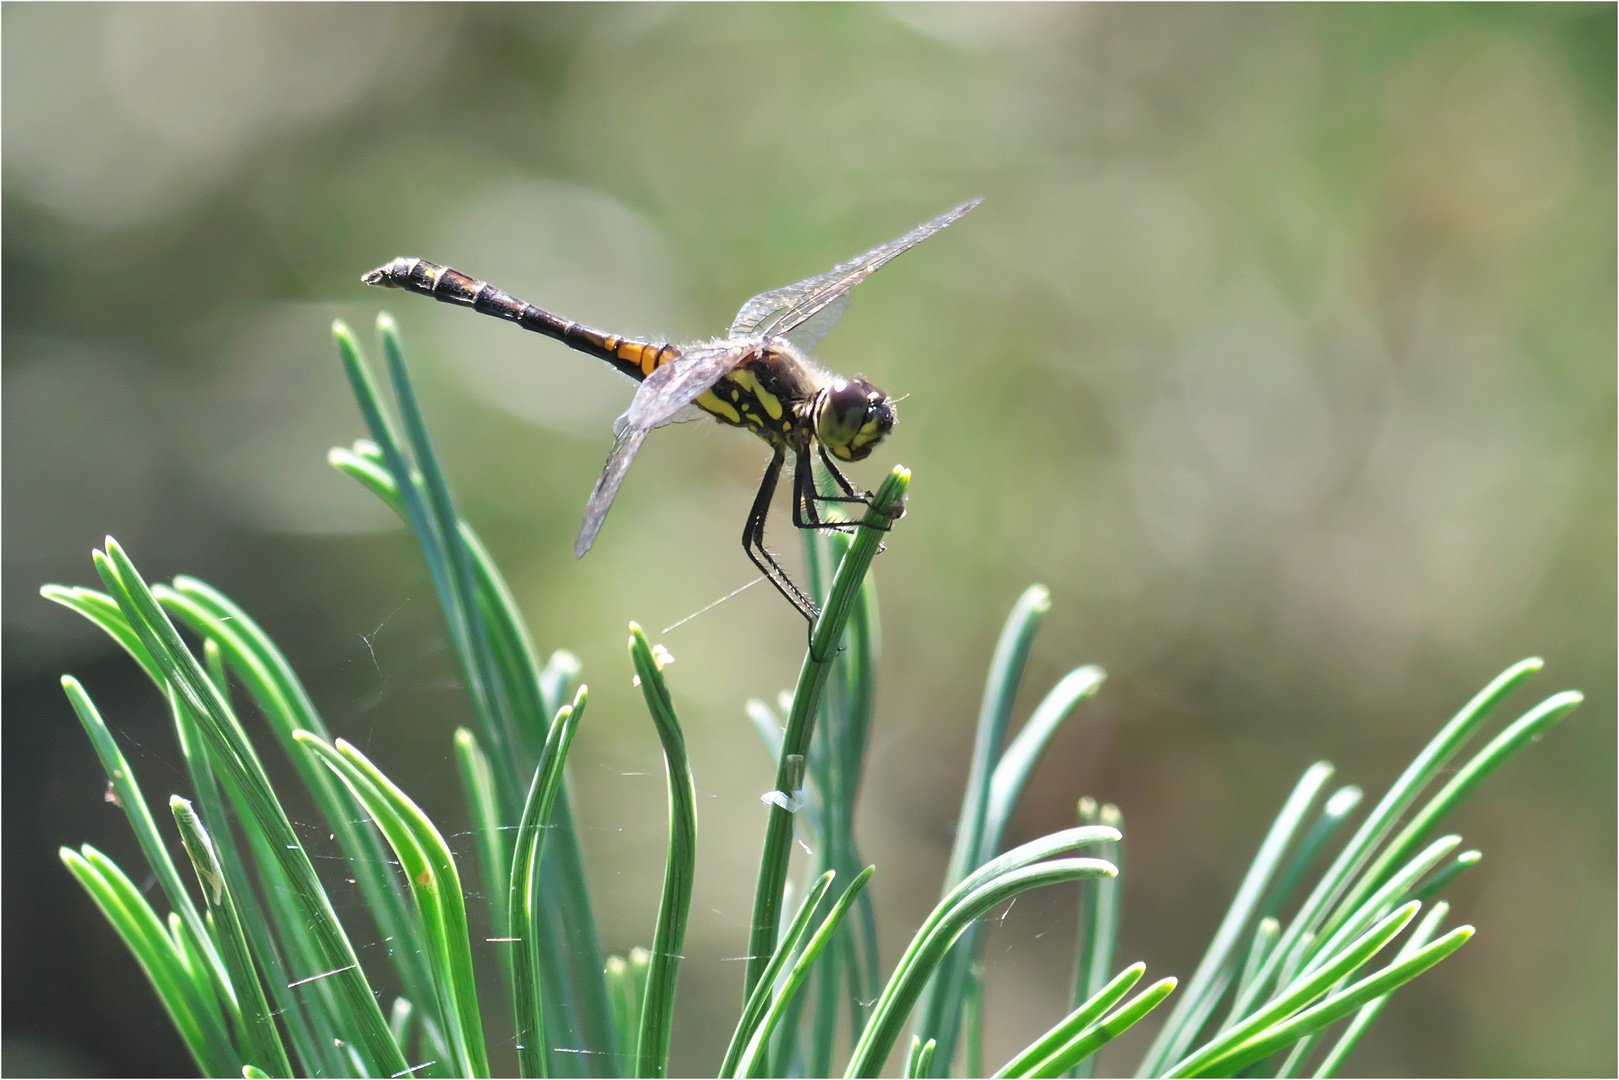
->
782, 293, 850, 354
576, 341, 755, 555
667, 402, 709, 424
575, 426, 648, 557
729, 198, 982, 348
612, 401, 707, 439
624, 340, 755, 431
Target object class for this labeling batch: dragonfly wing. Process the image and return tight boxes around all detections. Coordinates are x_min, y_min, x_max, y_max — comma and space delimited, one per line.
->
579, 342, 753, 555
624, 341, 755, 430
665, 402, 710, 424
782, 292, 850, 354
729, 198, 981, 346
575, 425, 649, 557
610, 401, 706, 439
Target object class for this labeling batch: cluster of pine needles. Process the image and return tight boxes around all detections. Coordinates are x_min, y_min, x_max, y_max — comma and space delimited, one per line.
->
47, 317, 1581, 1078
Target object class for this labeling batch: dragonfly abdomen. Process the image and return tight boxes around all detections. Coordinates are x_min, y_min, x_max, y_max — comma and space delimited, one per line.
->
362, 257, 679, 383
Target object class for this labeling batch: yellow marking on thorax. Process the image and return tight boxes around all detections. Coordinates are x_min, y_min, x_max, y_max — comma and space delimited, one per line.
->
724, 368, 785, 420
754, 386, 784, 420
696, 389, 741, 424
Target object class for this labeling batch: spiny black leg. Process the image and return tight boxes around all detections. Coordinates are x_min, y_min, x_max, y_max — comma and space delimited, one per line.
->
811, 444, 896, 533
743, 446, 820, 624
817, 444, 868, 501
789, 452, 855, 662
792, 449, 856, 533
793, 448, 819, 526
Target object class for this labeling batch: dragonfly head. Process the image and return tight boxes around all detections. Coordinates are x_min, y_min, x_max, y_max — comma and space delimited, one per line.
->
815, 377, 895, 462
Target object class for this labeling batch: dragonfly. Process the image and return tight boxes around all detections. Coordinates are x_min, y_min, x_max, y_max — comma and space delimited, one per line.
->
363, 198, 980, 623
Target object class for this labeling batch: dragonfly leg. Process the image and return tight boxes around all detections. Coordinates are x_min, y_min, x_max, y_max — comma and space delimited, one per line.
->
816, 444, 871, 501
792, 450, 858, 534
744, 446, 821, 624
809, 444, 896, 533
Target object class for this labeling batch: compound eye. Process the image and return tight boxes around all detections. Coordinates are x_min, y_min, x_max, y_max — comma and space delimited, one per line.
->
816, 379, 870, 447
817, 378, 892, 461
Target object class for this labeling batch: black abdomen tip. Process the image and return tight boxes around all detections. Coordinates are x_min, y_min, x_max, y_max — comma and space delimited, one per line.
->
360, 258, 410, 288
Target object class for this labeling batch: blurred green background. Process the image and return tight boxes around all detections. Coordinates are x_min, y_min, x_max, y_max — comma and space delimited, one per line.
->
4, 4, 1612, 1077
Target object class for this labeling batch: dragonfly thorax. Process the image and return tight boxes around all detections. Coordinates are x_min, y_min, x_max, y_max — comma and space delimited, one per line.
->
689, 339, 895, 462
692, 339, 819, 447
